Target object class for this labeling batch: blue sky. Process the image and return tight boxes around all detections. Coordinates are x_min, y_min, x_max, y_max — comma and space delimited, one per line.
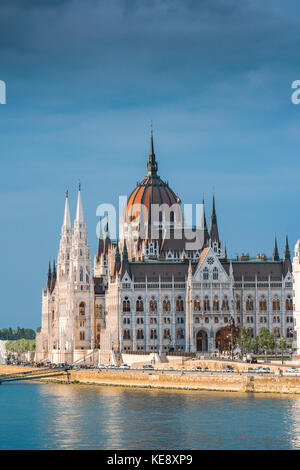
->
1, 0, 300, 329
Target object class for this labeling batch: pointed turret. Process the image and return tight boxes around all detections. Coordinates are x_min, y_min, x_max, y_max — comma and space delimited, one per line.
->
47, 261, 52, 290
63, 190, 71, 229
210, 194, 220, 243
75, 183, 84, 223
114, 241, 121, 275
272, 236, 280, 261
147, 123, 158, 177
120, 239, 131, 278
284, 235, 291, 261
283, 235, 292, 275
200, 198, 209, 247
96, 218, 104, 261
103, 221, 111, 256
50, 259, 57, 292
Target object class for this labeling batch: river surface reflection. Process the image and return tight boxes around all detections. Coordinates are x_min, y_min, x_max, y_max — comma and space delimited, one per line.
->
0, 382, 300, 449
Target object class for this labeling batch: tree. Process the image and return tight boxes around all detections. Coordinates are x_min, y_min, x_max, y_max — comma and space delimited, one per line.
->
237, 326, 254, 353
256, 328, 275, 352
277, 336, 287, 364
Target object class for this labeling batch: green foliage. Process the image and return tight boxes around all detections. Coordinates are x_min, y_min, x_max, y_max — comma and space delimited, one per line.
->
256, 328, 276, 351
36, 326, 41, 333
0, 327, 36, 340
236, 326, 254, 352
277, 336, 287, 351
6, 339, 36, 353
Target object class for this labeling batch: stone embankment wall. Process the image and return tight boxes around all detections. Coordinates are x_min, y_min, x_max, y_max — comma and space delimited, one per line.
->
1, 364, 300, 394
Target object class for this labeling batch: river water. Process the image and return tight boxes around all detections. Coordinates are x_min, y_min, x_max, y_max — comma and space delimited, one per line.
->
0, 382, 300, 449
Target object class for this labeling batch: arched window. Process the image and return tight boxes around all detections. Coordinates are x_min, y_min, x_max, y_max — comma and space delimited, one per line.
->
123, 297, 130, 312
259, 296, 267, 312
213, 296, 219, 312
213, 267, 218, 280
80, 331, 85, 341
177, 329, 184, 339
79, 302, 85, 316
149, 297, 157, 312
287, 328, 293, 338
247, 328, 254, 338
272, 295, 280, 312
286, 296, 293, 311
163, 329, 171, 339
163, 297, 171, 312
176, 296, 184, 312
273, 327, 280, 338
235, 296, 241, 313
136, 297, 144, 312
136, 329, 144, 340
203, 267, 209, 280
80, 267, 84, 282
222, 296, 229, 311
204, 295, 210, 312
246, 296, 253, 312
194, 297, 201, 312
150, 329, 157, 339
123, 329, 131, 340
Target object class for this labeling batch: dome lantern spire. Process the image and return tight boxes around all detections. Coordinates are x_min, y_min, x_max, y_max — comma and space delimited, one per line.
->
147, 121, 158, 176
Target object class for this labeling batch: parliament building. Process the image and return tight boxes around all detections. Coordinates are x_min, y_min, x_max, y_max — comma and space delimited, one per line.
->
36, 132, 294, 364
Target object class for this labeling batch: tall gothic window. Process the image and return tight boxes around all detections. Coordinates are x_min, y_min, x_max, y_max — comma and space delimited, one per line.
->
80, 267, 83, 282
213, 267, 218, 280
286, 296, 293, 311
222, 296, 229, 311
79, 302, 85, 316
246, 296, 254, 312
259, 296, 267, 312
204, 295, 210, 312
123, 329, 131, 340
123, 298, 130, 312
136, 297, 144, 312
213, 296, 219, 312
163, 298, 171, 312
272, 296, 280, 312
149, 298, 157, 312
203, 267, 209, 280
194, 297, 200, 312
176, 296, 184, 312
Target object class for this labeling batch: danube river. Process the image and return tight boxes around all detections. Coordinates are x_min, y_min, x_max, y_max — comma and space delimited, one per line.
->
1, 382, 300, 449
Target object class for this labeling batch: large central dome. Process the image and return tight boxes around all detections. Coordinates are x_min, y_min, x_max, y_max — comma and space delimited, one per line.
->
124, 131, 182, 239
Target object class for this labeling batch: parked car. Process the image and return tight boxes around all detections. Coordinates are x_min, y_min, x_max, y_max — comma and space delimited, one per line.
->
192, 366, 202, 371
107, 364, 117, 369
143, 364, 154, 370
98, 364, 107, 369
119, 364, 130, 369
251, 357, 257, 364
222, 365, 234, 372
247, 367, 254, 373
286, 367, 299, 374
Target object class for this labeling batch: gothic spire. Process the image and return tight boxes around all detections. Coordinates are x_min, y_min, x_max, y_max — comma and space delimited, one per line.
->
51, 259, 57, 292
147, 122, 158, 177
120, 239, 131, 278
96, 218, 104, 261
284, 235, 291, 260
47, 261, 52, 290
114, 241, 121, 275
103, 221, 111, 256
63, 189, 71, 229
210, 194, 220, 243
75, 183, 85, 223
200, 197, 209, 246
272, 236, 280, 261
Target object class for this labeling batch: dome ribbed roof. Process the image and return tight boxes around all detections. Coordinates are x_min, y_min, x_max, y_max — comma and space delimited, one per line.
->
124, 131, 182, 235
